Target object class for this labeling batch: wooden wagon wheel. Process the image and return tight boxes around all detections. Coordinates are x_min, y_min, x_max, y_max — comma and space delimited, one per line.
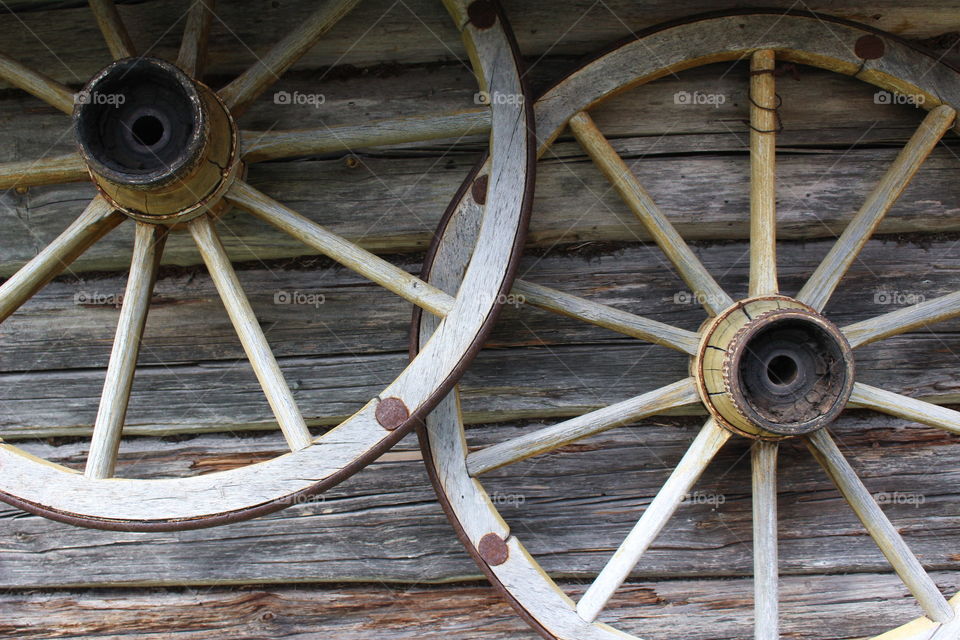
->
416, 10, 960, 640
0, 0, 534, 531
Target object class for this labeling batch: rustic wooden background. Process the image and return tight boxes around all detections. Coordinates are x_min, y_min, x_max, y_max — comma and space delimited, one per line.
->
2, 1, 960, 638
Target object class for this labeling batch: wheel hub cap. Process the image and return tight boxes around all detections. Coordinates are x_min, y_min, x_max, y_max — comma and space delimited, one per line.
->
695, 296, 855, 439
73, 57, 241, 223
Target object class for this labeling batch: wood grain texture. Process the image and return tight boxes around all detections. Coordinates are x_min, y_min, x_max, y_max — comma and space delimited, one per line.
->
175, 0, 214, 78
85, 223, 167, 479
749, 49, 778, 297
0, 152, 88, 190
87, 0, 136, 59
0, 51, 75, 114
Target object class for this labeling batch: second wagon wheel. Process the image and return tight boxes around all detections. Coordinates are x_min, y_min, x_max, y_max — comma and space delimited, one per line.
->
0, 0, 533, 530
416, 10, 960, 640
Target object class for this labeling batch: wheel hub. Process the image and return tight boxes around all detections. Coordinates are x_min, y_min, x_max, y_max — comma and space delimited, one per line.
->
73, 57, 241, 224
695, 296, 855, 439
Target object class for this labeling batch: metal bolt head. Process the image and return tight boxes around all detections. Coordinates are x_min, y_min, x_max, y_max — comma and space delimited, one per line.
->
478, 532, 509, 565
467, 0, 498, 30
855, 34, 885, 60
471, 174, 489, 205
376, 396, 409, 431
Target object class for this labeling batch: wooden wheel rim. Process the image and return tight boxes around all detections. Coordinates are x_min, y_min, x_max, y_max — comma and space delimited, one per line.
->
0, 0, 535, 531
416, 10, 960, 640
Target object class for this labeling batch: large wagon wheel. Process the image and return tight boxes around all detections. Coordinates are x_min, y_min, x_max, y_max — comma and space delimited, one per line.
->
416, 10, 960, 640
0, 0, 534, 531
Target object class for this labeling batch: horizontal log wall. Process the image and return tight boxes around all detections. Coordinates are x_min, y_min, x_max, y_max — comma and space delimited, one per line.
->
2, 1, 960, 639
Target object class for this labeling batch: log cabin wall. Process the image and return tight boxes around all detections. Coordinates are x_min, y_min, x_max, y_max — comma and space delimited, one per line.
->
1, 1, 959, 638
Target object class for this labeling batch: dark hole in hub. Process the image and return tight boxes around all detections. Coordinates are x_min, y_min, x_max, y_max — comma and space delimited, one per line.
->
132, 114, 165, 147
74, 57, 204, 186
766, 354, 798, 386
735, 315, 852, 435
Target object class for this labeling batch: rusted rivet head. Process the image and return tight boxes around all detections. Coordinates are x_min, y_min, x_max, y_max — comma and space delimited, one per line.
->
477, 532, 509, 566
467, 0, 497, 30
471, 174, 489, 205
376, 397, 409, 431
855, 34, 885, 60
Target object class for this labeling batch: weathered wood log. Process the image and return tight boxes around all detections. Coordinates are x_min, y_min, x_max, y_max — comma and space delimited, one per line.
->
5, 572, 958, 640
0, 411, 957, 589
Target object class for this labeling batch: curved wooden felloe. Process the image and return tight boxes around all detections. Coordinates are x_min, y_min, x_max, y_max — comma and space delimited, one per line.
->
416, 10, 960, 640
0, 0, 535, 530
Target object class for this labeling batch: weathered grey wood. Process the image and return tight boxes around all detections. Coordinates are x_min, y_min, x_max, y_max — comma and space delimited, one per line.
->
1, 410, 959, 589
3, 573, 956, 640
5, 140, 960, 277
752, 441, 779, 640
806, 429, 953, 622
175, 0, 214, 78
85, 222, 166, 479
88, 0, 136, 59
3, 0, 960, 90
4, 235, 960, 438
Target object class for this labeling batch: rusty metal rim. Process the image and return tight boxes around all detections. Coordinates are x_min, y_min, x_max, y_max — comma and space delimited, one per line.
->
413, 8, 960, 640
0, 0, 535, 533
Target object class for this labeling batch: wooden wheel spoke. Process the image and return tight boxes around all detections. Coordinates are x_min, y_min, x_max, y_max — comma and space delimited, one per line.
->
806, 429, 954, 623
752, 441, 779, 640
85, 223, 166, 479
89, 0, 137, 60
749, 49, 778, 297
567, 110, 732, 316
0, 52, 75, 114
512, 279, 699, 355
225, 180, 454, 316
189, 215, 313, 451
843, 289, 960, 349
798, 105, 956, 311
577, 418, 731, 622
176, 0, 215, 78
0, 196, 122, 323
467, 378, 700, 476
849, 382, 960, 435
218, 0, 362, 114
242, 109, 491, 163
0, 152, 89, 191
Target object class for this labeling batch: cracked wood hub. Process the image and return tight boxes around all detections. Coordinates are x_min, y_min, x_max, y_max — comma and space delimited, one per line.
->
74, 57, 240, 223
696, 296, 855, 439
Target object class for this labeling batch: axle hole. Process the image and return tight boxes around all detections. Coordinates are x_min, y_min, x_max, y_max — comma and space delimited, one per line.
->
767, 354, 798, 386
132, 115, 164, 147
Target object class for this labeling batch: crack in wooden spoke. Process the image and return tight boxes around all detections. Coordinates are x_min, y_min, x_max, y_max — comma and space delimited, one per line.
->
806, 429, 954, 623
176, 0, 215, 78
189, 214, 313, 452
577, 418, 731, 622
242, 109, 491, 163
89, 0, 137, 59
749, 49, 778, 297
849, 382, 960, 435
0, 152, 89, 191
752, 440, 779, 640
0, 52, 75, 114
512, 279, 699, 355
798, 105, 956, 311
467, 378, 700, 476
567, 110, 732, 316
226, 180, 454, 317
0, 196, 122, 323
218, 0, 362, 115
843, 289, 960, 349
85, 223, 166, 479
